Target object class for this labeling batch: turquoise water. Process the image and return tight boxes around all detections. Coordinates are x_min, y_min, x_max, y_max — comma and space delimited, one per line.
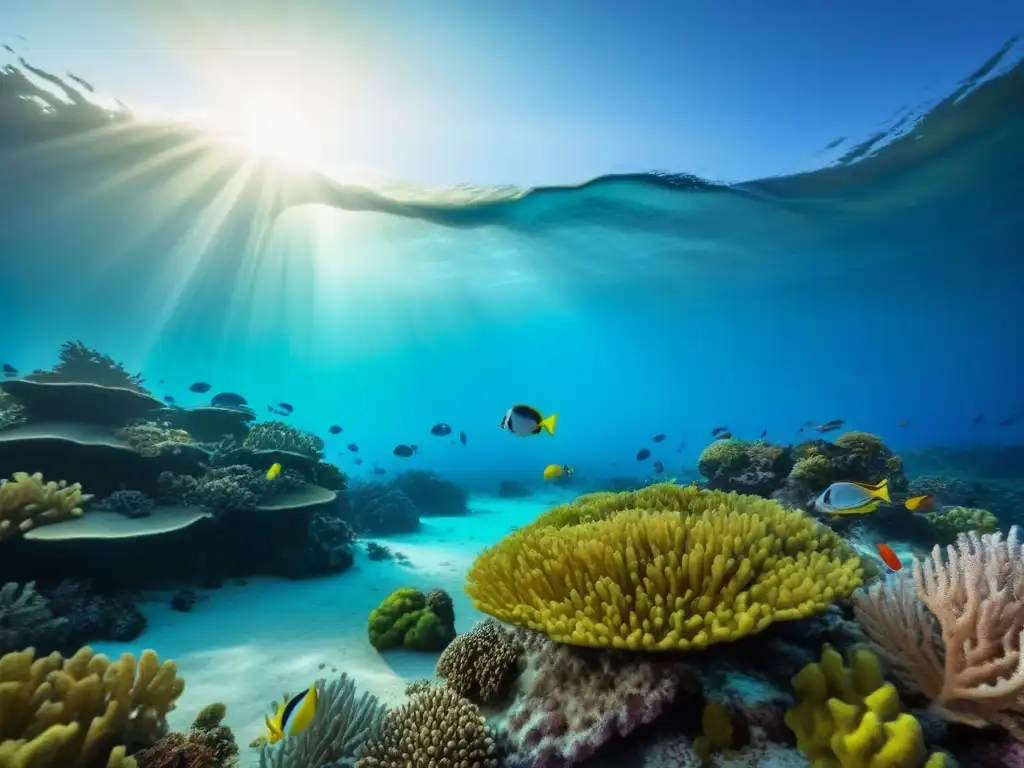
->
1, 39, 1022, 492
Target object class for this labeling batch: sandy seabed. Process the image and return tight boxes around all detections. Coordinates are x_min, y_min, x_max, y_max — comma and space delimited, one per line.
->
91, 494, 560, 766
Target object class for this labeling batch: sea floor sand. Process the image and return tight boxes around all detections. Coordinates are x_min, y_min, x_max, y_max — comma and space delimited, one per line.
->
92, 494, 560, 766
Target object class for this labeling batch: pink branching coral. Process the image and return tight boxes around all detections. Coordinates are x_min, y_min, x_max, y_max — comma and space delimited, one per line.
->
499, 630, 696, 767
853, 527, 1024, 738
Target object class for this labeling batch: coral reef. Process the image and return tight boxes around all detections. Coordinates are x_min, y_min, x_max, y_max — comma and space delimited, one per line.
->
467, 483, 863, 651
389, 470, 468, 516
134, 703, 239, 768
98, 489, 155, 519
269, 509, 357, 579
243, 421, 324, 460
853, 527, 1024, 739
344, 483, 419, 534
0, 471, 92, 540
0, 390, 25, 431
436, 618, 523, 704
785, 643, 947, 767
367, 587, 457, 652
697, 440, 793, 496
923, 505, 998, 542
25, 340, 149, 394
0, 646, 184, 767
115, 421, 192, 457
500, 629, 695, 766
258, 674, 387, 768
498, 479, 533, 498
356, 685, 498, 768
365, 542, 393, 560
157, 465, 304, 513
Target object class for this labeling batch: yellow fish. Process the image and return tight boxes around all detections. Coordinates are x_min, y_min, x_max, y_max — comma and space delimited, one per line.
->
813, 478, 891, 515
265, 686, 318, 745
266, 462, 282, 481
543, 463, 573, 481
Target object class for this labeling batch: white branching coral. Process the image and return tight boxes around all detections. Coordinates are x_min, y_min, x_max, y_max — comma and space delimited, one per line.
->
853, 527, 1024, 738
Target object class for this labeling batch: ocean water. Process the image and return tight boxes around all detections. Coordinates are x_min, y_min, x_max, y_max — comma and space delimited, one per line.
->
2, 32, 1024, 768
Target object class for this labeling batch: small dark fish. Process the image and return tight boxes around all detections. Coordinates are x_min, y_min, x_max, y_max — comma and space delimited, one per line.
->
211, 392, 248, 409
267, 405, 289, 416
653, 460, 664, 474
637, 448, 651, 461
652, 434, 666, 443
711, 426, 729, 436
815, 419, 845, 433
189, 381, 212, 393
798, 427, 805, 432
3, 362, 21, 375
347, 443, 359, 452
459, 431, 467, 446
163, 395, 176, 404
372, 467, 387, 475
717, 431, 733, 440
158, 379, 165, 384
998, 415, 1017, 427
898, 419, 909, 428
329, 425, 343, 435
353, 457, 364, 465
393, 444, 418, 457
430, 423, 452, 437
278, 402, 294, 413
972, 414, 985, 424
759, 430, 767, 439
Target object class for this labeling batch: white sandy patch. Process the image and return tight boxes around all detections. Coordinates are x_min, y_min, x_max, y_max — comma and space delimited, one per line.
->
91, 495, 548, 766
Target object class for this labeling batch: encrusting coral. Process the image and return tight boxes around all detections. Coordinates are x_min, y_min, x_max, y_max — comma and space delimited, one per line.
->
0, 646, 184, 768
784, 643, 950, 768
435, 618, 523, 704
853, 527, 1024, 740
356, 685, 498, 768
466, 483, 863, 651
0, 471, 92, 541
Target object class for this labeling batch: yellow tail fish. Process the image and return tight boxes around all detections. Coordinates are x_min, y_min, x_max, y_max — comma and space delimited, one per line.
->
265, 685, 318, 744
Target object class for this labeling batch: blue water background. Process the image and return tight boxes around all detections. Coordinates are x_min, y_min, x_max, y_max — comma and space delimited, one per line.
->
1, 42, 1022, 492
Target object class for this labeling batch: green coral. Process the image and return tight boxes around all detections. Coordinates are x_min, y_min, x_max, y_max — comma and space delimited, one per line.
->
791, 453, 831, 485
924, 506, 998, 542
367, 587, 456, 652
696, 439, 752, 476
243, 420, 325, 459
834, 431, 885, 462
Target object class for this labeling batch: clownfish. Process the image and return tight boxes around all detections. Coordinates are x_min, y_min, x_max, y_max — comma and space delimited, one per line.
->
499, 404, 558, 437
813, 479, 891, 515
265, 686, 319, 745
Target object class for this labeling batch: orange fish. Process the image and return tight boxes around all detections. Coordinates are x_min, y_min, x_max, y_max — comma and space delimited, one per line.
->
905, 494, 935, 513
876, 542, 902, 571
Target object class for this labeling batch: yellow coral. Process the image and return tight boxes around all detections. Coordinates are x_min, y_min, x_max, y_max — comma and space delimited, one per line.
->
0, 646, 184, 768
784, 644, 947, 768
466, 486, 862, 651
791, 454, 831, 484
0, 472, 92, 541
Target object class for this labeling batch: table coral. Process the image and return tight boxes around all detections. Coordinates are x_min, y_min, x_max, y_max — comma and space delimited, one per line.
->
0, 646, 184, 768
466, 484, 863, 651
0, 471, 92, 541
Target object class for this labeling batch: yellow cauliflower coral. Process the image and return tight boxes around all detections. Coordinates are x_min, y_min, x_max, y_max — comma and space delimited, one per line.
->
466, 486, 862, 652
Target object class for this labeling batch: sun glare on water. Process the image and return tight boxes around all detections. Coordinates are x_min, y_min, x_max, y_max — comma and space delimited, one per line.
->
218, 95, 326, 169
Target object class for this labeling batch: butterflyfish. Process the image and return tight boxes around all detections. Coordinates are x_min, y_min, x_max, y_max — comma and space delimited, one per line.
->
266, 462, 282, 480
876, 542, 903, 572
265, 685, 319, 745
500, 404, 558, 437
905, 494, 935, 512
813, 478, 891, 515
543, 463, 573, 481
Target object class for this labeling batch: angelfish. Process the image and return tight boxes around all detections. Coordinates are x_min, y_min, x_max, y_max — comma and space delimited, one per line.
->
265, 686, 319, 744
499, 404, 558, 437
813, 479, 891, 515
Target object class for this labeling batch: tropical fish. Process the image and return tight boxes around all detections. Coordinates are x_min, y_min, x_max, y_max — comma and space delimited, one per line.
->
998, 414, 1018, 427
813, 479, 891, 515
905, 494, 935, 513
652, 434, 666, 443
211, 392, 248, 409
717, 431, 733, 440
163, 395, 176, 404
543, 464, 573, 481
265, 686, 319, 745
499, 404, 558, 437
876, 542, 903, 572
459, 431, 467, 445
710, 426, 729, 436
347, 443, 359, 452
393, 444, 418, 457
431, 423, 452, 437
815, 419, 845, 433
652, 460, 664, 474
636, 448, 651, 461
189, 381, 212, 393
329, 425, 342, 435
278, 403, 294, 414
266, 462, 282, 481
2, 363, 17, 377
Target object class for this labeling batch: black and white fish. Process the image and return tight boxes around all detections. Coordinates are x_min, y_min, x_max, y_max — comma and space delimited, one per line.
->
499, 404, 558, 437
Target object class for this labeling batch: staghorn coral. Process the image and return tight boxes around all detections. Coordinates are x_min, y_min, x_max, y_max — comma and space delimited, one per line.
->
0, 646, 184, 768
389, 470, 467, 516
367, 587, 456, 652
25, 340, 149, 394
115, 422, 192, 457
784, 643, 948, 767
356, 685, 498, 768
466, 484, 863, 651
0, 390, 25, 431
259, 674, 387, 768
852, 527, 1024, 739
435, 619, 523, 704
500, 629, 694, 766
243, 421, 324, 460
923, 505, 998, 542
98, 489, 155, 519
0, 471, 92, 541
